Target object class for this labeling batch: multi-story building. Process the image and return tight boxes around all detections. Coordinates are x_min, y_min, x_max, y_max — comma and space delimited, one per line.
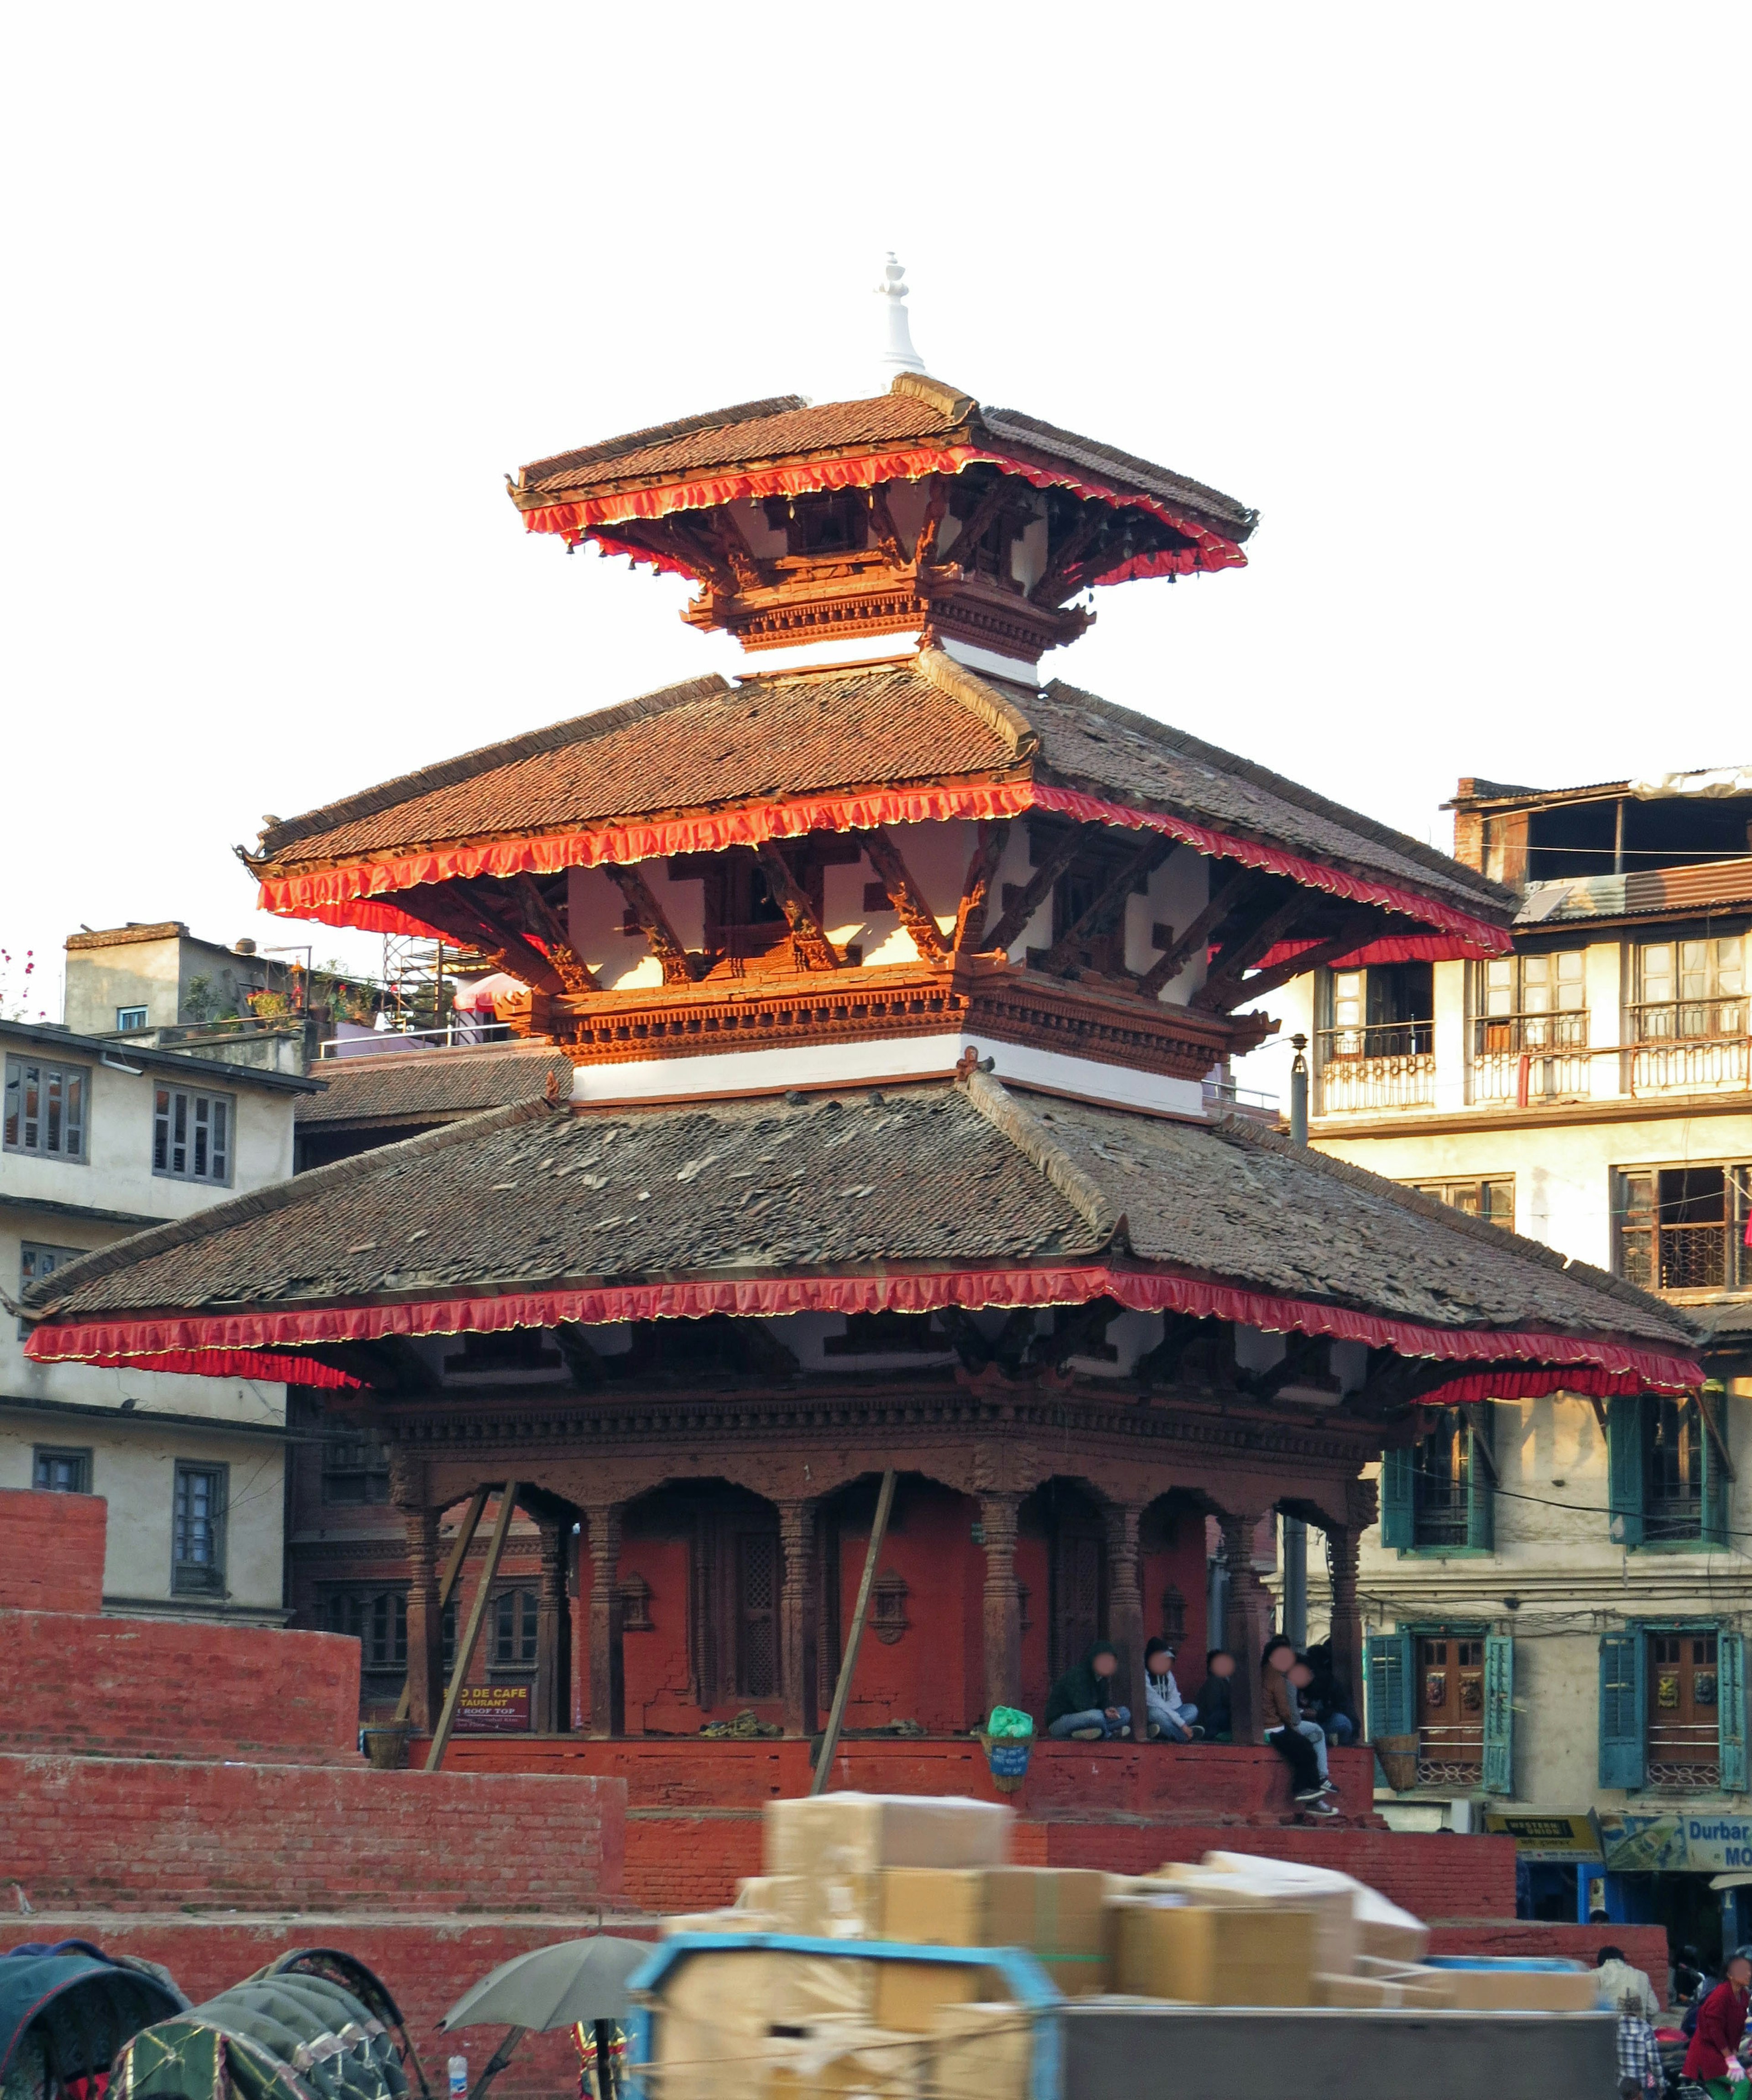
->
2, 997, 317, 1624
1263, 767, 1752, 1945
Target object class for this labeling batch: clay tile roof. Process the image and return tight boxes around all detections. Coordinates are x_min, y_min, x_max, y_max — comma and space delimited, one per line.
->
255, 661, 1018, 868
514, 379, 1256, 538
26, 1077, 1692, 1360
250, 655, 1505, 924
296, 1042, 576, 1126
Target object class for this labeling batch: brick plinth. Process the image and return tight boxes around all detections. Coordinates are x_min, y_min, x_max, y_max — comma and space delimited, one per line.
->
0, 1487, 106, 1612
1, 1753, 625, 1914
0, 1915, 657, 2100
0, 1608, 360, 1761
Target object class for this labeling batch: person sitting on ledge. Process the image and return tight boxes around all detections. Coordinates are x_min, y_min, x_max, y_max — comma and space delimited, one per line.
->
1300, 1640, 1358, 1747
1046, 1639, 1132, 1740
1194, 1648, 1237, 1742
1144, 1639, 1204, 1741
1262, 1634, 1338, 1815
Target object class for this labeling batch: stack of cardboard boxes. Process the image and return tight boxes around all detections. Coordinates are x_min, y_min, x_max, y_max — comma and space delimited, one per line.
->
641, 1795, 1602, 2099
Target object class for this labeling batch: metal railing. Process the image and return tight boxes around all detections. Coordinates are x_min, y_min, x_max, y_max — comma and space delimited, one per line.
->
1316, 1024, 1437, 1115
317, 1021, 513, 1059
1631, 996, 1746, 1042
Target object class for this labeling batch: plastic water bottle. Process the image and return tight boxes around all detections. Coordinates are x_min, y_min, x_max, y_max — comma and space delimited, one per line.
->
448, 2056, 467, 2100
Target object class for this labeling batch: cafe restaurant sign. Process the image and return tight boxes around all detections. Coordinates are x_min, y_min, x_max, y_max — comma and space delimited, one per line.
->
454, 1684, 532, 1735
1482, 1811, 1603, 1863
1603, 1814, 1752, 1873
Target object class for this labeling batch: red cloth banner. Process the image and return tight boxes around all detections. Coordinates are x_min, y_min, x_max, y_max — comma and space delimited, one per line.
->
74, 1348, 364, 1389
256, 778, 1512, 959
27, 1262, 1700, 1394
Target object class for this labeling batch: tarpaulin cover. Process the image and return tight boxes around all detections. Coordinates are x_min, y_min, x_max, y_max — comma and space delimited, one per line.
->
0, 1954, 182, 2088
26, 1261, 1700, 1394
256, 778, 1512, 961
114, 1973, 407, 2100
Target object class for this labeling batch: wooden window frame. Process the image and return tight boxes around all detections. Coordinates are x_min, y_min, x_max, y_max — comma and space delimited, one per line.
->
32, 1445, 93, 1495
19, 1240, 85, 1339
152, 1082, 233, 1186
171, 1459, 228, 1596
3, 1053, 89, 1163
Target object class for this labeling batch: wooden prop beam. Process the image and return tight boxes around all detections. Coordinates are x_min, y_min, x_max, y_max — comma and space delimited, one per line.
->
514, 874, 600, 994
940, 479, 1013, 574
953, 819, 1009, 952
755, 843, 841, 969
1193, 892, 1312, 1012
436, 880, 571, 999
396, 1487, 489, 1726
1700, 1388, 1737, 1482
605, 863, 698, 984
1038, 834, 1168, 978
1460, 1403, 1502, 1484
425, 1480, 521, 1772
1029, 507, 1105, 607
810, 1467, 897, 1795
913, 480, 949, 567
1225, 911, 1379, 1006
1136, 869, 1260, 998
981, 827, 1088, 957
864, 827, 950, 964
867, 487, 908, 569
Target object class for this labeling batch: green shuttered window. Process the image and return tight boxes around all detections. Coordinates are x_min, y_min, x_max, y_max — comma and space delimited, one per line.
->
1380, 1405, 1494, 1553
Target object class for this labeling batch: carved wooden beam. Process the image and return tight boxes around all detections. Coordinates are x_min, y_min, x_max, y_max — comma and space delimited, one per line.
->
954, 819, 1009, 952
1217, 910, 1379, 1007
981, 826, 1090, 956
1043, 1297, 1122, 1370
605, 863, 699, 985
1038, 834, 1169, 977
1029, 507, 1105, 607
913, 480, 949, 566
413, 879, 570, 999
1242, 1330, 1335, 1403
513, 873, 601, 995
1192, 891, 1311, 1013
754, 843, 841, 969
1135, 868, 1261, 999
656, 519, 739, 597
940, 477, 1013, 573
864, 827, 950, 964
1133, 1312, 1214, 1388
714, 508, 765, 593
867, 487, 908, 570
1345, 1349, 1461, 1421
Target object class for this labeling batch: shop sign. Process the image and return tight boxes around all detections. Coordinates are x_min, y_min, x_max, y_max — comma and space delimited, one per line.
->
454, 1684, 531, 1734
1603, 1813, 1752, 1872
1482, 1810, 1604, 1862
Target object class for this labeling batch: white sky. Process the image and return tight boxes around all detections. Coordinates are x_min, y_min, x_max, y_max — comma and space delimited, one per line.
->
3, 6, 1746, 1032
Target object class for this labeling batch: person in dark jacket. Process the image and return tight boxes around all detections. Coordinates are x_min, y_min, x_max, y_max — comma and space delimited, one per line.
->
1195, 1649, 1237, 1741
1301, 1641, 1358, 1745
1045, 1640, 1132, 1739
1683, 1950, 1751, 2097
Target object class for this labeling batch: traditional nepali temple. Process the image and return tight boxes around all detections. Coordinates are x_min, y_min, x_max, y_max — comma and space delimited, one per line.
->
26, 330, 1701, 1840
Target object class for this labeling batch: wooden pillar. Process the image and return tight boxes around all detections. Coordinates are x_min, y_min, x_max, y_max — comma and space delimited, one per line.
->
1327, 1522, 1364, 1726
1105, 1501, 1147, 1743
778, 1498, 819, 1738
1221, 1510, 1273, 1745
585, 1502, 625, 1739
979, 1493, 1022, 1723
535, 1518, 571, 1734
401, 1504, 443, 1735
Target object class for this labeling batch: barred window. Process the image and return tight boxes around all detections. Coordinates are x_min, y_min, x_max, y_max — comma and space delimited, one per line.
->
4, 1055, 87, 1162
492, 1588, 538, 1668
172, 1462, 227, 1594
153, 1085, 231, 1184
1617, 1166, 1751, 1292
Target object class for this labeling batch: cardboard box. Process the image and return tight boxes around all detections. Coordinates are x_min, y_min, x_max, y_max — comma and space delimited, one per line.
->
661, 1907, 776, 1937
654, 1946, 877, 2033
880, 1866, 1109, 1995
1316, 1968, 1457, 2008
1423, 1961, 1597, 2012
1188, 1853, 1362, 1977
1111, 1898, 1318, 2006
766, 2023, 925, 2100
872, 1959, 1001, 2034
928, 2002, 1034, 2100
764, 1794, 1012, 1878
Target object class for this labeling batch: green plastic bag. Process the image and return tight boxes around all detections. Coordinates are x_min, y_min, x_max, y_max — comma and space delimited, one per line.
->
987, 1704, 1035, 1740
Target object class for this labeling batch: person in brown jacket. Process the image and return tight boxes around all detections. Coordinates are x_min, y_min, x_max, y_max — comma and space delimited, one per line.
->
1262, 1636, 1337, 1815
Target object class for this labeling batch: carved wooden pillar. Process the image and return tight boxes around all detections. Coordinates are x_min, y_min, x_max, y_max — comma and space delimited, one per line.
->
777, 1498, 819, 1738
1221, 1511, 1273, 1744
585, 1502, 625, 1739
979, 1493, 1022, 1722
535, 1519, 571, 1734
1105, 1501, 1147, 1742
1327, 1522, 1364, 1729
400, 1502, 443, 1735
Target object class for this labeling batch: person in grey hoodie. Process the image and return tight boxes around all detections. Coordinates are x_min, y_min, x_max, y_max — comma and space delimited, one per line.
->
1144, 1639, 1203, 1742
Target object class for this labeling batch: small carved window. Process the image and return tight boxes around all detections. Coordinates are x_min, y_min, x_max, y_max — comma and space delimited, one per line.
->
870, 1567, 910, 1644
618, 1571, 654, 1632
735, 1533, 778, 1699
1159, 1586, 1186, 1646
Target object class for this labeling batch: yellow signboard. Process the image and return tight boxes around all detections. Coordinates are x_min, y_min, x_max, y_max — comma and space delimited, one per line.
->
1482, 1810, 1604, 1862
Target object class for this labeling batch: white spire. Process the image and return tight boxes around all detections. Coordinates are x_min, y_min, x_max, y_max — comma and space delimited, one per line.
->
875, 252, 926, 382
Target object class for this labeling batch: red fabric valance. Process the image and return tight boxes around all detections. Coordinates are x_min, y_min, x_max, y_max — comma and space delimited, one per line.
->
519, 443, 1250, 580
28, 1263, 1699, 1395
256, 778, 1512, 960
75, 1348, 365, 1390
1413, 1365, 1658, 1412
